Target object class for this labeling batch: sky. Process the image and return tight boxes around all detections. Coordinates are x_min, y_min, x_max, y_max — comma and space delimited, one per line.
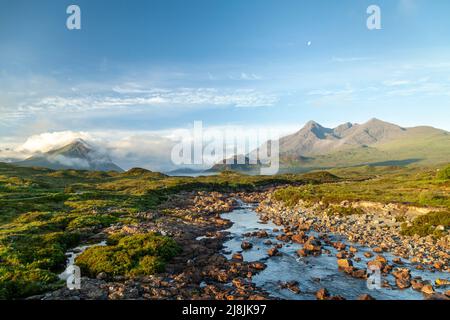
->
0, 0, 450, 170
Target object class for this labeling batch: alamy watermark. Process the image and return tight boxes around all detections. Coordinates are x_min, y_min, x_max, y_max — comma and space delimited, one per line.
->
170, 121, 280, 175
61, 265, 81, 290
66, 4, 381, 31
367, 265, 382, 290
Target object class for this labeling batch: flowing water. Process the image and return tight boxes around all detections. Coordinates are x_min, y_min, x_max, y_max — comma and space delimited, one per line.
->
220, 203, 449, 300
59, 241, 106, 281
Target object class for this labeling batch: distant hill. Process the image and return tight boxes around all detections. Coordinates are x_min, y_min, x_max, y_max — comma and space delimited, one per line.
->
14, 139, 124, 172
211, 118, 450, 173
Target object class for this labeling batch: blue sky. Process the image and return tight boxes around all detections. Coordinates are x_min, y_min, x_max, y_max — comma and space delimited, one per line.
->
0, 0, 450, 168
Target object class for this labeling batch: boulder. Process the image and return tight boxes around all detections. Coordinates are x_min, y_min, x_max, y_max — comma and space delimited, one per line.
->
291, 233, 307, 244
249, 262, 267, 270
421, 284, 435, 295
337, 259, 353, 269
315, 288, 330, 300
232, 253, 243, 261
241, 241, 253, 250
267, 247, 279, 257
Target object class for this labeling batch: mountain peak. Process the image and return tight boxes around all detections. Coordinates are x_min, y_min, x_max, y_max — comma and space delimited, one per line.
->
15, 140, 123, 172
304, 120, 322, 129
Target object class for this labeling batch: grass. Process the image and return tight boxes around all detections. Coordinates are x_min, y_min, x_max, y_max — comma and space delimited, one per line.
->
274, 164, 450, 209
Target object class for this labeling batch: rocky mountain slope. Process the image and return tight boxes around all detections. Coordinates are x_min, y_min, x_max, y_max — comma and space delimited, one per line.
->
14, 139, 123, 172
212, 118, 450, 172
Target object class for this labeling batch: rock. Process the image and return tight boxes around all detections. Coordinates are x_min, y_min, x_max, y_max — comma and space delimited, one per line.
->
373, 247, 383, 253
367, 255, 387, 270
241, 241, 253, 250
296, 249, 308, 257
257, 230, 269, 238
358, 294, 375, 300
232, 253, 243, 261
435, 278, 450, 287
303, 238, 322, 255
445, 290, 450, 298
96, 272, 108, 280
421, 284, 435, 295
276, 234, 290, 242
291, 233, 306, 244
281, 281, 300, 294
393, 257, 403, 265
315, 288, 330, 300
267, 247, 279, 257
249, 262, 267, 270
364, 252, 374, 258
335, 251, 347, 259
411, 279, 424, 291
333, 242, 346, 251
351, 268, 367, 279
393, 268, 411, 289
337, 259, 353, 269
349, 246, 358, 253
434, 262, 443, 270
232, 278, 247, 290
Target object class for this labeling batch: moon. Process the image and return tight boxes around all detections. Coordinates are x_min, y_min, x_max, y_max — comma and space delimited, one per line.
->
307, 41, 312, 46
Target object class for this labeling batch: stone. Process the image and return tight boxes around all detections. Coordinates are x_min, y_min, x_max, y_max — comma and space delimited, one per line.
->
337, 259, 353, 269
349, 246, 358, 253
315, 288, 330, 300
96, 272, 108, 280
232, 253, 243, 261
358, 294, 375, 300
267, 247, 279, 257
435, 278, 450, 287
249, 262, 266, 270
411, 279, 424, 291
241, 241, 253, 250
421, 284, 435, 295
291, 233, 306, 244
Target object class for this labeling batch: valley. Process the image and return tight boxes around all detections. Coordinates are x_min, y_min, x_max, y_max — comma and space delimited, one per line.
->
0, 162, 448, 300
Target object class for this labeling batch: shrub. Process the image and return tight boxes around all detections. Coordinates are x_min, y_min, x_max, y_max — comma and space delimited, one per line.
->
401, 211, 450, 238
436, 165, 450, 180
67, 214, 118, 230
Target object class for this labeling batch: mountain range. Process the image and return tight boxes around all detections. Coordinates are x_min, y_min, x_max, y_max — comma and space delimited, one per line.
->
6, 118, 450, 174
211, 118, 450, 172
14, 139, 123, 172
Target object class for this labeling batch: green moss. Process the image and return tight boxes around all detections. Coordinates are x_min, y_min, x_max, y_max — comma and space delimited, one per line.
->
75, 233, 181, 277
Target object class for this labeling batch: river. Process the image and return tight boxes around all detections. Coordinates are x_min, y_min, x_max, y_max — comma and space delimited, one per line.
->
220, 202, 449, 300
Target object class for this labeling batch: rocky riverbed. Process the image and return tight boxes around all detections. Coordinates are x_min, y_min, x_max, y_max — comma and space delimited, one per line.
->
30, 191, 270, 300
252, 191, 450, 299
29, 190, 449, 300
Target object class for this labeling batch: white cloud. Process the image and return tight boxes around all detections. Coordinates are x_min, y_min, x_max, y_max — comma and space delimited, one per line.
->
3, 123, 297, 171
18, 131, 94, 154
14, 88, 278, 117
